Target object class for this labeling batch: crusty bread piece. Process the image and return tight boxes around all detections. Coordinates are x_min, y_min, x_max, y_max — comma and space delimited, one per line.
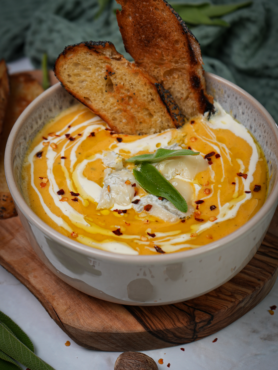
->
54, 41, 180, 135
0, 73, 43, 219
0, 60, 9, 136
116, 0, 214, 120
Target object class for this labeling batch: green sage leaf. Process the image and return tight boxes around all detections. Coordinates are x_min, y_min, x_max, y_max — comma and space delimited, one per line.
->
126, 148, 199, 164
0, 311, 34, 352
95, 0, 110, 18
171, 5, 229, 26
201, 1, 253, 18
0, 323, 55, 370
0, 358, 20, 370
133, 163, 188, 212
42, 53, 50, 91
0, 350, 21, 370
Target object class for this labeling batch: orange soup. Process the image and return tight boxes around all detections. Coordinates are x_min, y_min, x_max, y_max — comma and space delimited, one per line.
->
22, 102, 268, 255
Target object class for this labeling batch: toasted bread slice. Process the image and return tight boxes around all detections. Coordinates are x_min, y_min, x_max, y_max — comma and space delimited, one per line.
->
0, 72, 44, 219
54, 41, 179, 135
0, 60, 9, 136
116, 0, 214, 120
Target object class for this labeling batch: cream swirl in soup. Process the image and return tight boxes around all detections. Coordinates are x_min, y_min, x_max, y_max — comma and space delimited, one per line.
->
22, 102, 268, 255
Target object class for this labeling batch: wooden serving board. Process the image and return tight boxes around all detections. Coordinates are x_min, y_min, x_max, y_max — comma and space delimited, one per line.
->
1, 70, 278, 351
0, 216, 278, 351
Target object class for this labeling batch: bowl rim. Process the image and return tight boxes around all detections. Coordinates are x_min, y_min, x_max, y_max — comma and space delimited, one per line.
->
5, 73, 278, 265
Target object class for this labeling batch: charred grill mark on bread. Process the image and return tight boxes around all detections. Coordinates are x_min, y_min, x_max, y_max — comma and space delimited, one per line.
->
54, 41, 177, 135
155, 83, 185, 127
116, 0, 214, 120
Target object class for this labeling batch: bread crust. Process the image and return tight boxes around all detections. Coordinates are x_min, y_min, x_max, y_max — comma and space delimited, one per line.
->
55, 41, 180, 135
116, 0, 214, 120
0, 72, 43, 219
0, 60, 9, 136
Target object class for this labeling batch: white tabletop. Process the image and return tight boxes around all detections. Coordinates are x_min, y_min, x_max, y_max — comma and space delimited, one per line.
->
1, 59, 277, 370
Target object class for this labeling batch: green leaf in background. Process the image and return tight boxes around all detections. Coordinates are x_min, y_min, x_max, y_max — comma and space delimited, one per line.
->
171, 1, 252, 27
0, 322, 55, 370
42, 53, 50, 91
126, 148, 199, 164
172, 5, 229, 26
0, 311, 34, 352
201, 1, 253, 17
95, 0, 110, 19
133, 163, 188, 212
0, 358, 21, 370
0, 350, 21, 370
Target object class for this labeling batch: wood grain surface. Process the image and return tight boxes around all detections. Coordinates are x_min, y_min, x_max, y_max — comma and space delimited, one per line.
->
0, 70, 277, 351
0, 216, 277, 351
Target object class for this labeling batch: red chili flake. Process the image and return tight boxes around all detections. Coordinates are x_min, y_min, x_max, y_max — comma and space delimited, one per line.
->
68, 125, 71, 128
195, 200, 204, 205
69, 137, 75, 141
105, 128, 112, 131
212, 338, 218, 343
134, 191, 137, 197
144, 204, 152, 212
190, 120, 195, 124
188, 146, 192, 150
78, 133, 82, 136
71, 197, 78, 202
112, 228, 122, 236
215, 154, 221, 158
113, 209, 127, 214
208, 160, 213, 165
65, 133, 70, 138
132, 199, 140, 204
36, 151, 43, 158
155, 246, 165, 254
40, 182, 47, 188
131, 183, 136, 187
90, 132, 95, 137
158, 359, 164, 365
270, 305, 277, 310
232, 182, 236, 185
245, 191, 251, 194
61, 156, 67, 159
254, 185, 261, 192
237, 172, 248, 179
196, 205, 199, 210
116, 137, 123, 143
195, 218, 204, 222
70, 191, 80, 196
210, 205, 217, 211
167, 364, 171, 368
181, 219, 186, 223
110, 131, 116, 135
57, 189, 65, 195
180, 348, 185, 351
42, 136, 48, 140
204, 151, 215, 159
147, 232, 156, 238
158, 196, 165, 201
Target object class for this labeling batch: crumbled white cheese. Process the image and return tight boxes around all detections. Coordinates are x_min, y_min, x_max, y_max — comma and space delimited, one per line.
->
97, 169, 137, 210
102, 151, 123, 170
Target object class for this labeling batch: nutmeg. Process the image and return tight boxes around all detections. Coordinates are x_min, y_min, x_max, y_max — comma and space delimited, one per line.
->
114, 352, 158, 370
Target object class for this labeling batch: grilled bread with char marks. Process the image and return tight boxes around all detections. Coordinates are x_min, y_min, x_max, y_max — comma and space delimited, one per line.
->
0, 72, 44, 219
116, 0, 214, 120
55, 41, 183, 135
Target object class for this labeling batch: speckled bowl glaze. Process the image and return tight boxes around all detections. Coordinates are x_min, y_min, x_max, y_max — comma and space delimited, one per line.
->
5, 73, 278, 305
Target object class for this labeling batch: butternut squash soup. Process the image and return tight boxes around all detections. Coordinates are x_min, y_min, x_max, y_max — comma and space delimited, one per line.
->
22, 102, 268, 255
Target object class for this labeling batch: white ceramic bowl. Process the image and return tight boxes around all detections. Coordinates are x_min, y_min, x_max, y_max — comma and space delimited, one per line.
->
5, 73, 278, 305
